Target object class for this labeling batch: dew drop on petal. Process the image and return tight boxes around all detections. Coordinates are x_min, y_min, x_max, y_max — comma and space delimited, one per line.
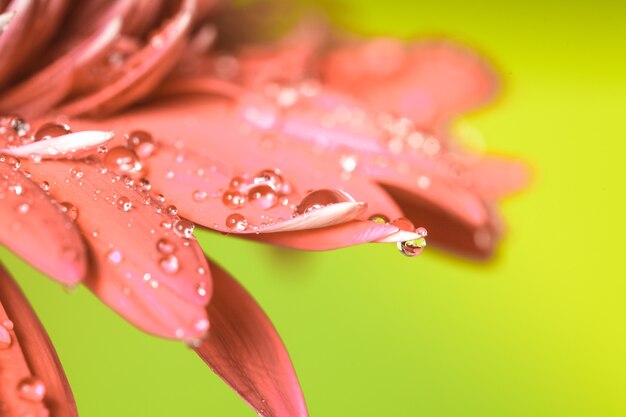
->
225, 213, 247, 231
369, 214, 389, 224
159, 254, 180, 274
107, 250, 123, 264
253, 169, 284, 191
127, 130, 155, 158
10, 116, 30, 136
196, 282, 208, 297
0, 325, 11, 349
173, 219, 194, 239
16, 203, 29, 214
33, 122, 71, 142
17, 377, 46, 402
166, 205, 178, 216
60, 202, 79, 221
416, 226, 428, 237
103, 147, 142, 176
156, 238, 175, 254
294, 189, 355, 215
247, 185, 277, 210
221, 190, 245, 209
3, 320, 13, 330
192, 190, 208, 202
228, 176, 244, 189
116, 196, 132, 212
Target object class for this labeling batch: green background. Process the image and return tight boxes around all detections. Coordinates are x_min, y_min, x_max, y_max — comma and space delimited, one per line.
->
2, 1, 625, 416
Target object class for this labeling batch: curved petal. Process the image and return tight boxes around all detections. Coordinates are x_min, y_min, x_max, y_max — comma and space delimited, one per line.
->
58, 0, 195, 116
23, 158, 212, 340
195, 261, 308, 417
0, 159, 86, 285
321, 40, 497, 129
0, 264, 78, 417
0, 0, 36, 88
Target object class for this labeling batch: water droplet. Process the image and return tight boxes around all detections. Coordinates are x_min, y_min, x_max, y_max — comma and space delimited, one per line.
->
137, 178, 151, 191
415, 226, 428, 237
40, 181, 50, 191
253, 169, 284, 192
173, 219, 194, 239
194, 318, 210, 332
222, 190, 246, 209
294, 189, 355, 215
397, 238, 426, 257
60, 202, 79, 221
340, 154, 358, 173
3, 320, 14, 330
369, 214, 389, 224
192, 190, 207, 202
248, 185, 277, 210
33, 122, 71, 142
17, 377, 46, 402
2, 155, 21, 169
166, 205, 178, 216
156, 238, 175, 254
103, 147, 142, 176
10, 116, 29, 136
116, 196, 132, 212
229, 176, 244, 189
16, 202, 29, 214
159, 254, 179, 274
0, 325, 11, 349
196, 282, 208, 297
225, 213, 247, 231
107, 250, 123, 264
127, 130, 155, 158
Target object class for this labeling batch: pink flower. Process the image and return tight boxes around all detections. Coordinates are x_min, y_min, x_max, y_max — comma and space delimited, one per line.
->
0, 1, 525, 416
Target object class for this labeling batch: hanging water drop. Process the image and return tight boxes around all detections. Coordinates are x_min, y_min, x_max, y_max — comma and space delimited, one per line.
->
397, 238, 426, 257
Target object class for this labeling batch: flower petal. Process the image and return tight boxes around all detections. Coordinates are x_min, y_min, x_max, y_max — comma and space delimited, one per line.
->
195, 262, 308, 417
0, 264, 78, 417
0, 0, 36, 88
0, 12, 123, 118
0, 160, 86, 285
321, 40, 497, 129
58, 0, 195, 116
23, 159, 212, 340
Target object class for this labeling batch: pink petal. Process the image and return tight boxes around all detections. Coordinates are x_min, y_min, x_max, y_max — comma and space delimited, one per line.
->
195, 262, 308, 417
0, 0, 36, 88
58, 0, 195, 116
0, 264, 78, 417
252, 219, 407, 250
321, 40, 497, 129
22, 159, 212, 340
0, 159, 86, 285
0, 7, 123, 117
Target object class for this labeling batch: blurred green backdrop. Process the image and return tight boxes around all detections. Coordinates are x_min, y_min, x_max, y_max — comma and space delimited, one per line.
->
2, 1, 625, 416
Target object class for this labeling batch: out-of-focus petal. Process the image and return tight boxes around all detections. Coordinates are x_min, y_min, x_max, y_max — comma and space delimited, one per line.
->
0, 264, 78, 417
0, 0, 36, 88
59, 0, 195, 116
22, 158, 212, 340
0, 159, 86, 285
321, 40, 497, 129
195, 262, 308, 417
0, 5, 124, 118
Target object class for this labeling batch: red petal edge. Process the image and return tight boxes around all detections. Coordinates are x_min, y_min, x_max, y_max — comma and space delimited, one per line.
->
0, 263, 77, 417
195, 261, 308, 417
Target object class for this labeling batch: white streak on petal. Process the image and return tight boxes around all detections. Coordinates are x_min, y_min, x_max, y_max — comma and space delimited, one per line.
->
0, 11, 16, 32
375, 229, 422, 243
1, 131, 114, 159
253, 201, 368, 233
